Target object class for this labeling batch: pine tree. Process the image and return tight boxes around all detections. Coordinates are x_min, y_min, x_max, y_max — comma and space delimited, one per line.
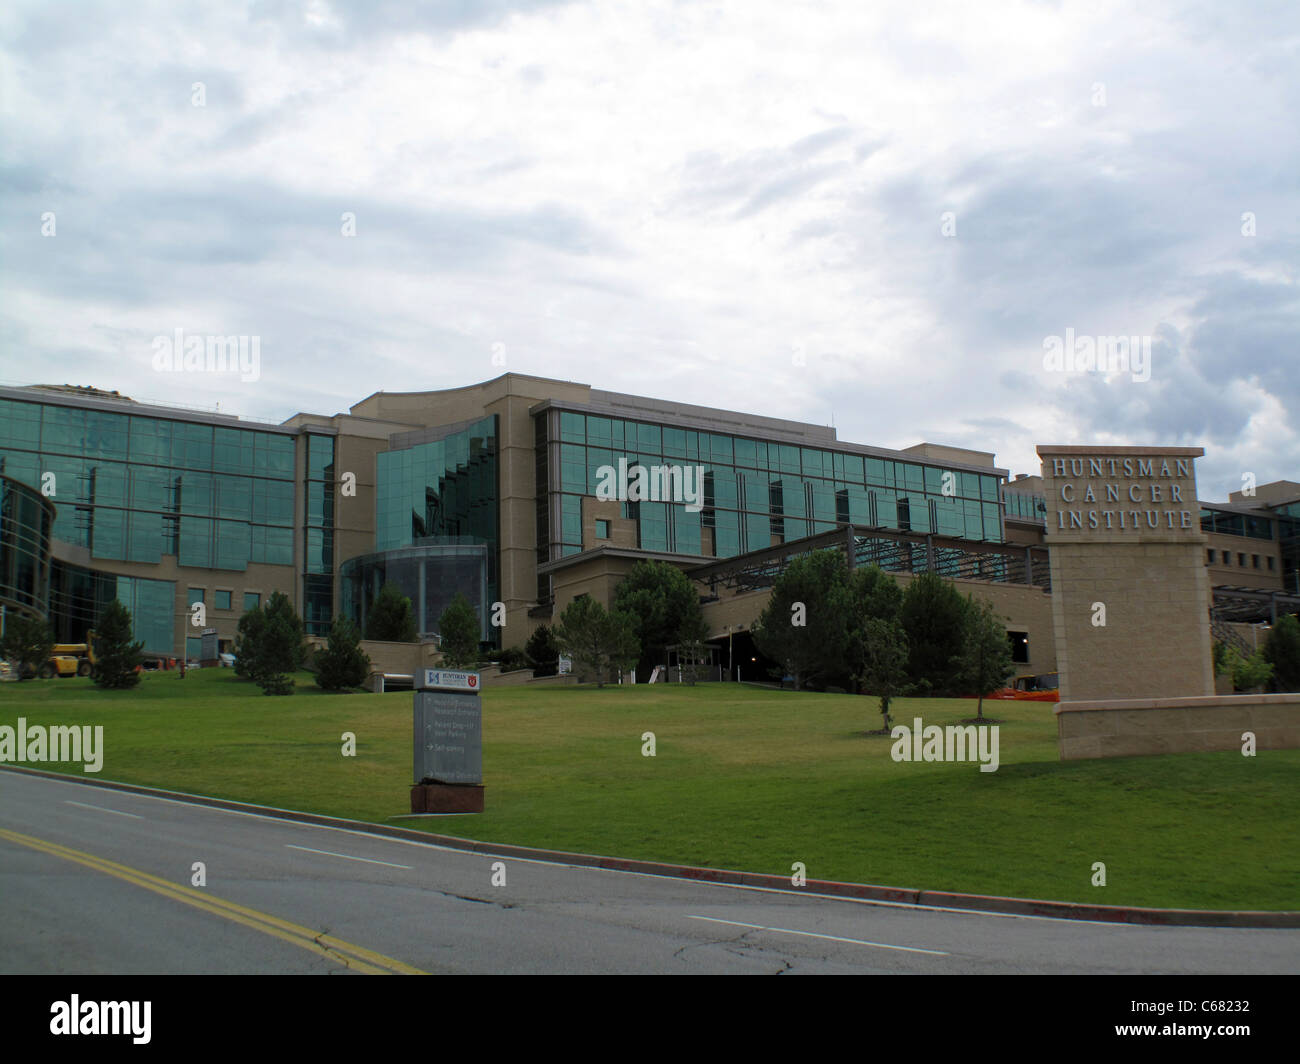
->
366, 582, 418, 642
437, 593, 480, 668
263, 591, 307, 670
554, 597, 639, 687
525, 623, 560, 676
92, 599, 144, 689
233, 607, 265, 681
256, 608, 298, 695
315, 615, 371, 691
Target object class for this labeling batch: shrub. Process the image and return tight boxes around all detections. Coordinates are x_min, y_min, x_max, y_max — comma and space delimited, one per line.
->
1262, 615, 1300, 692
0, 613, 55, 681
315, 616, 371, 691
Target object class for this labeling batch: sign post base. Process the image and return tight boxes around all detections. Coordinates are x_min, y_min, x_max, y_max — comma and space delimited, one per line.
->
410, 782, 485, 814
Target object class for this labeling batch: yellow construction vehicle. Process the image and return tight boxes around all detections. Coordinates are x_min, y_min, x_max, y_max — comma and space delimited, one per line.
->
43, 630, 99, 678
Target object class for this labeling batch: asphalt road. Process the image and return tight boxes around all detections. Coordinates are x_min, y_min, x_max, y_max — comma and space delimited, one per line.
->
1, 769, 1296, 975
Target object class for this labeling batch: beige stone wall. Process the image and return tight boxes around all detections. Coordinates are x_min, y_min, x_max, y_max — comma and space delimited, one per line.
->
581, 497, 636, 550
306, 637, 441, 679
1046, 542, 1214, 700
1205, 532, 1281, 589
1057, 694, 1300, 759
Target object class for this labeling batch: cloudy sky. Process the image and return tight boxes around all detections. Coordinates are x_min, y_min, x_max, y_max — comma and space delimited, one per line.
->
1, 0, 1296, 499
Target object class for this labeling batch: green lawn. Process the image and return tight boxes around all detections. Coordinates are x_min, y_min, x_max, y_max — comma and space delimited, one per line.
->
2, 669, 1296, 910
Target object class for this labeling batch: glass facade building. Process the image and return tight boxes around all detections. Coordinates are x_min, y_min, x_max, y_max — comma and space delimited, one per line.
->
340, 543, 490, 640
536, 407, 1004, 564
0, 473, 54, 621
355, 415, 499, 640
303, 433, 336, 635
0, 396, 298, 571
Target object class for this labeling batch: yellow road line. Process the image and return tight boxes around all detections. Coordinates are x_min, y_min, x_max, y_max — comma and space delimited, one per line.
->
0, 827, 425, 975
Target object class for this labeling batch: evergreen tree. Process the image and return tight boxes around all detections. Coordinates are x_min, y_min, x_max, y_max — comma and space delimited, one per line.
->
263, 591, 307, 670
899, 571, 970, 696
957, 595, 1015, 719
554, 596, 639, 688
233, 607, 266, 681
751, 550, 852, 690
256, 607, 298, 695
1, 613, 55, 681
92, 599, 144, 689
366, 582, 418, 642
613, 560, 706, 680
438, 593, 481, 668
1262, 614, 1300, 692
315, 615, 371, 691
525, 623, 560, 677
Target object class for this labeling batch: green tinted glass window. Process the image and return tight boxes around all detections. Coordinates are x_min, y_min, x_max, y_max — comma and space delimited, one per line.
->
91, 507, 126, 560
560, 412, 585, 443
307, 434, 335, 479
0, 400, 41, 448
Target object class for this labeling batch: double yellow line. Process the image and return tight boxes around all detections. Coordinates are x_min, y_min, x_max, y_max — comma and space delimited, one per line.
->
0, 827, 425, 975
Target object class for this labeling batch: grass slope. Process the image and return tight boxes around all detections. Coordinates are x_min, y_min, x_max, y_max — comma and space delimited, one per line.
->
1, 670, 1295, 910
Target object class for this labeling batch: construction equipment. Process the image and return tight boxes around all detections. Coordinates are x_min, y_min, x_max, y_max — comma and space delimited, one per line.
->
43, 630, 99, 678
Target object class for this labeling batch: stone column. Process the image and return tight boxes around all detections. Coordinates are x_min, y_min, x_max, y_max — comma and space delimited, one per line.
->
1037, 446, 1213, 702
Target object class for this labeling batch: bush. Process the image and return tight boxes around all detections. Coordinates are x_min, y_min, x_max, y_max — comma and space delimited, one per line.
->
495, 646, 531, 673
1222, 645, 1274, 693
92, 599, 144, 690
315, 616, 371, 691
1262, 615, 1300, 692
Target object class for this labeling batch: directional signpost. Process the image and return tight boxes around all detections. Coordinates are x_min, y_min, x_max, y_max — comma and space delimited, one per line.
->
411, 669, 485, 813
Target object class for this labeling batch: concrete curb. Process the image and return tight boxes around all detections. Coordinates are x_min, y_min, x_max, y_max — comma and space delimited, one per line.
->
4, 764, 1297, 928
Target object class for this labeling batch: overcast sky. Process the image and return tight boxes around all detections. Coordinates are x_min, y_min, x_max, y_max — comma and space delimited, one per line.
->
1, 0, 1296, 499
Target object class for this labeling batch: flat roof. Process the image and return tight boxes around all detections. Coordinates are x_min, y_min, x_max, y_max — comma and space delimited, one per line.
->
532, 397, 1009, 477
0, 384, 302, 435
